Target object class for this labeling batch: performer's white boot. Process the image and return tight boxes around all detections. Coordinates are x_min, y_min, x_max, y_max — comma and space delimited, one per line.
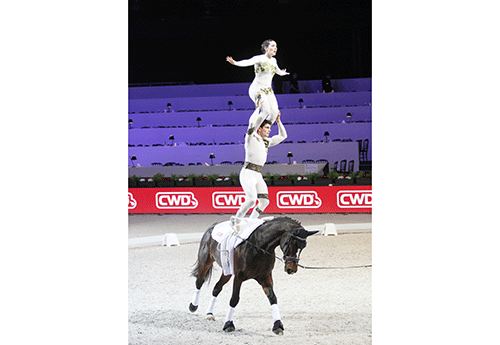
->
230, 216, 242, 233
230, 216, 250, 233
247, 96, 265, 134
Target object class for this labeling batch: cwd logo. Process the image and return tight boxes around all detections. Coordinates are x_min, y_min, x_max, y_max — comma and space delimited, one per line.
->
337, 190, 372, 208
277, 191, 322, 209
156, 192, 199, 209
212, 192, 247, 209
128, 192, 137, 209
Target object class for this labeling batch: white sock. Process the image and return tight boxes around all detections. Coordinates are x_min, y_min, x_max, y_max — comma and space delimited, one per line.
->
191, 289, 201, 307
206, 296, 217, 315
271, 304, 281, 322
225, 307, 235, 323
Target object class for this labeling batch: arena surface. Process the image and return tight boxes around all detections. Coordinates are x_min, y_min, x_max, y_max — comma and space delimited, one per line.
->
129, 213, 372, 344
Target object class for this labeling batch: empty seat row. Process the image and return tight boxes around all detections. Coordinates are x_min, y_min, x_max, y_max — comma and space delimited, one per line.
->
128, 78, 371, 100
129, 92, 372, 113
149, 161, 246, 167
128, 123, 371, 146
128, 106, 371, 128
129, 141, 360, 170
302, 159, 329, 164
145, 158, 350, 170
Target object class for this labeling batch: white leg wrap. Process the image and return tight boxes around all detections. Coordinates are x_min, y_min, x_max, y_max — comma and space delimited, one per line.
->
206, 296, 217, 315
225, 307, 236, 323
271, 304, 281, 322
191, 289, 201, 307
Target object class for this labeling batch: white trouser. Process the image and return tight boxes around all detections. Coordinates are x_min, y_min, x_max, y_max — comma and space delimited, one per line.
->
248, 84, 279, 126
235, 168, 269, 220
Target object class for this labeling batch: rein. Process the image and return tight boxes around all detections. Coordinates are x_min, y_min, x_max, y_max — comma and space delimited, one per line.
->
298, 264, 372, 270
233, 232, 372, 270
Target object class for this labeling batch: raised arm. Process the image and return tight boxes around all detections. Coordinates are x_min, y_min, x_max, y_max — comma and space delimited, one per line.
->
246, 97, 267, 135
267, 112, 287, 147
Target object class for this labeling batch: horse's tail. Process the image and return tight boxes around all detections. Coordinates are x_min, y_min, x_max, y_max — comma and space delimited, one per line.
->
191, 225, 216, 286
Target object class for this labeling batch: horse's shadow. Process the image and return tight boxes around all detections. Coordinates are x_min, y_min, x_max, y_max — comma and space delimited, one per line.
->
130, 309, 215, 332
129, 308, 370, 338
129, 308, 284, 338
129, 309, 247, 334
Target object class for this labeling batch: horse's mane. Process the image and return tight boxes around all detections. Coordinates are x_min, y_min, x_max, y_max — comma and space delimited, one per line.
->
268, 216, 302, 228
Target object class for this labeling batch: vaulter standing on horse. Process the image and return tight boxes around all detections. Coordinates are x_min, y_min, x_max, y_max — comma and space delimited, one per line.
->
230, 101, 287, 232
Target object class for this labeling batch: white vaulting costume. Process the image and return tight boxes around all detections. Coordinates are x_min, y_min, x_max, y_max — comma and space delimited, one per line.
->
233, 54, 288, 127
231, 117, 287, 230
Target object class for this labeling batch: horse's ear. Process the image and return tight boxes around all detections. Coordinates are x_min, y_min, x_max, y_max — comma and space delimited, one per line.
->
296, 228, 319, 238
305, 230, 319, 237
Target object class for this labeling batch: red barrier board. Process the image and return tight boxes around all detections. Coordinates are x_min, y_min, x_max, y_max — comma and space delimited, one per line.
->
128, 186, 371, 213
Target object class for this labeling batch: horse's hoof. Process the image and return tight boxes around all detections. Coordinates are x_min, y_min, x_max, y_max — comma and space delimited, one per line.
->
206, 313, 215, 321
272, 320, 284, 335
189, 303, 198, 312
223, 321, 235, 332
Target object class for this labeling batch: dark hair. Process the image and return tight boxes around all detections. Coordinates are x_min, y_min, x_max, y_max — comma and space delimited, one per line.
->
261, 39, 275, 53
259, 119, 272, 128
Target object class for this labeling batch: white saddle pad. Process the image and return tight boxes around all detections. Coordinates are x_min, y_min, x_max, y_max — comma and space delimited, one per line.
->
211, 217, 273, 276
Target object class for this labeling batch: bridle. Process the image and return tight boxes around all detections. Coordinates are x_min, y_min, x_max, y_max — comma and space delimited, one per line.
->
282, 232, 307, 264
232, 228, 305, 265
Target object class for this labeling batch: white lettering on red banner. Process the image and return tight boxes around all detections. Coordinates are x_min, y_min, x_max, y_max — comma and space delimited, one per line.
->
212, 192, 246, 209
128, 186, 372, 214
156, 192, 199, 209
128, 192, 137, 209
337, 190, 372, 208
276, 191, 322, 209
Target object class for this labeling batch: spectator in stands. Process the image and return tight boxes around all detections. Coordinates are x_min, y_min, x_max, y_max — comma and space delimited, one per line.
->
226, 39, 289, 129
322, 74, 334, 93
289, 73, 300, 93
164, 103, 174, 113
230, 109, 287, 232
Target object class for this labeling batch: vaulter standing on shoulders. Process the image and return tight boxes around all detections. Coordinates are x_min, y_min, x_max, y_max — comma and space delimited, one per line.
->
230, 101, 287, 232
226, 39, 289, 130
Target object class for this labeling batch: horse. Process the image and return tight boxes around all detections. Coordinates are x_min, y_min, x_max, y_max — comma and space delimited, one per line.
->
188, 216, 318, 335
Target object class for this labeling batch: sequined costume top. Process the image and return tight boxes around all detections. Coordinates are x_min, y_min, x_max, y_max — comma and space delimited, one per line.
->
234, 54, 288, 91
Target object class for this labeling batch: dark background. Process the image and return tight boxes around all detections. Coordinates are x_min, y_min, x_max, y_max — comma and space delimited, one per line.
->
129, 0, 371, 85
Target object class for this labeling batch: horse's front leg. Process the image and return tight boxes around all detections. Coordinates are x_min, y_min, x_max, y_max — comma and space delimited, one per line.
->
259, 275, 284, 335
223, 277, 243, 332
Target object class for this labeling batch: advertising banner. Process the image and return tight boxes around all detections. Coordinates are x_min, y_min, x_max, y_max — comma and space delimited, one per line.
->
128, 186, 371, 213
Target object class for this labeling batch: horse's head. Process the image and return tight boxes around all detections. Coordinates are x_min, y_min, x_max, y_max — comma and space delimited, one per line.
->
280, 227, 318, 275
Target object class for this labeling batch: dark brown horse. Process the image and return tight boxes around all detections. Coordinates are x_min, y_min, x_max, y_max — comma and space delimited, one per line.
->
189, 217, 317, 335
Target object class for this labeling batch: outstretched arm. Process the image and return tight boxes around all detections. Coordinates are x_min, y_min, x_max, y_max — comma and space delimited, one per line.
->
267, 112, 287, 147
275, 68, 289, 76
275, 60, 290, 76
226, 55, 259, 67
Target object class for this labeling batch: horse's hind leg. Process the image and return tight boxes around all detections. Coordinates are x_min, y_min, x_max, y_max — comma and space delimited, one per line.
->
190, 274, 207, 312
205, 273, 231, 320
189, 240, 215, 313
258, 275, 284, 335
